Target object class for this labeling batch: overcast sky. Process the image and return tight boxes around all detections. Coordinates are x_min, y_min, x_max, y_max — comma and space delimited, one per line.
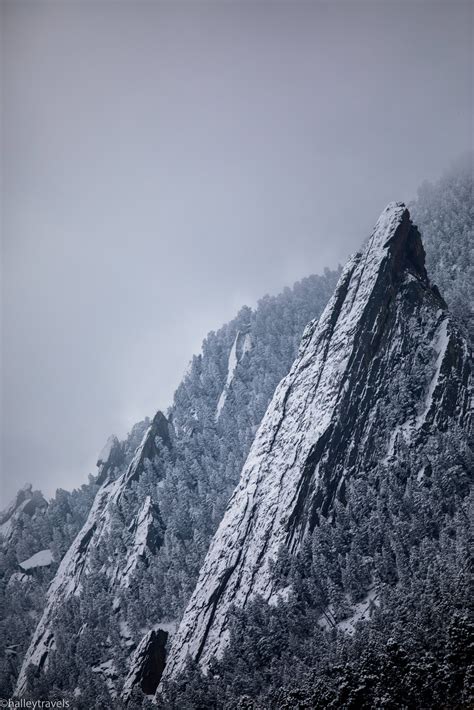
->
1, 0, 472, 503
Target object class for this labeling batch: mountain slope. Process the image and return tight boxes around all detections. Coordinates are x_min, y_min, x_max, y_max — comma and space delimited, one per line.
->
12, 271, 338, 701
6, 162, 472, 705
14, 413, 171, 696
163, 202, 472, 681
0, 486, 47, 544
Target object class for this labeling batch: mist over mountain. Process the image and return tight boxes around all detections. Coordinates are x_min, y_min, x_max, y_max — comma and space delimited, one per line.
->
0, 162, 472, 709
3, 0, 472, 505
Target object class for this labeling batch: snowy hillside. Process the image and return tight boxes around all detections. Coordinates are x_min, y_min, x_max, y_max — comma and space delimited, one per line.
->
2, 163, 472, 708
163, 202, 471, 679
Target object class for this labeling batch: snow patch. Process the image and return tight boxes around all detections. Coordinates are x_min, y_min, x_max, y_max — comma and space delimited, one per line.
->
215, 331, 252, 419
241, 332, 252, 356
216, 334, 240, 418
19, 549, 53, 570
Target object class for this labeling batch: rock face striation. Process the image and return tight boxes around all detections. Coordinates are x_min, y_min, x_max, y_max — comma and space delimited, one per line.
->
15, 411, 171, 696
163, 202, 472, 680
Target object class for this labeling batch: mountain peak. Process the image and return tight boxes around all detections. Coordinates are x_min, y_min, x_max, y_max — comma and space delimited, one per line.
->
369, 201, 426, 279
162, 203, 471, 681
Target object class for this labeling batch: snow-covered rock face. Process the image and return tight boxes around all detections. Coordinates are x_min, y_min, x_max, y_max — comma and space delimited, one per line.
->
163, 202, 472, 680
117, 495, 164, 589
0, 485, 47, 544
15, 411, 171, 697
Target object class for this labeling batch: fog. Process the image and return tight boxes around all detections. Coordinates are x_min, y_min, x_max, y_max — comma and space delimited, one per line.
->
1, 0, 472, 502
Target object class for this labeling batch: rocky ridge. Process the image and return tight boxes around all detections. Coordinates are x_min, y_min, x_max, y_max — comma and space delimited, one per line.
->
162, 202, 472, 680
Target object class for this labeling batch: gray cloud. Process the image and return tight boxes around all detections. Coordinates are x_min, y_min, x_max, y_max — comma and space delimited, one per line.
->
1, 0, 472, 502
